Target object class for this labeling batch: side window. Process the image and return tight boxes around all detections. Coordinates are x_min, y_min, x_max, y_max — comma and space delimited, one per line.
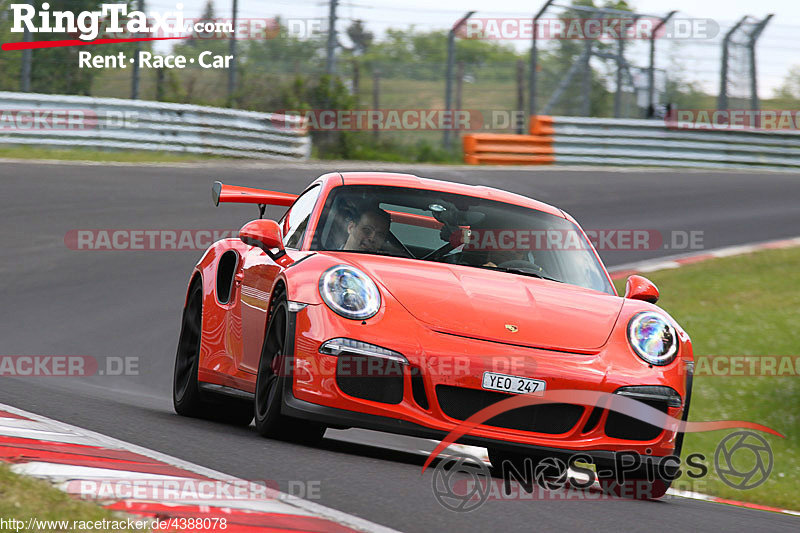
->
283, 185, 321, 249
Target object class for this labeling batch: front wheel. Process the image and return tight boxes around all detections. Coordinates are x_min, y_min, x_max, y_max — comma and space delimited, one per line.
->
173, 282, 205, 417
254, 298, 325, 443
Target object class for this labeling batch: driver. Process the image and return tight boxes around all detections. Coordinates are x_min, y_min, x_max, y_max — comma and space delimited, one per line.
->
342, 207, 391, 253
483, 248, 530, 268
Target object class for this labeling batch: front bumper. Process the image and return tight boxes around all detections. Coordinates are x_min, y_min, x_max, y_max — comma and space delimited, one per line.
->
287, 304, 692, 459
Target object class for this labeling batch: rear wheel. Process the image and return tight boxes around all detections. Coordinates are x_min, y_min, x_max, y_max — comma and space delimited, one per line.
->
173, 280, 253, 427
173, 282, 205, 417
254, 296, 325, 443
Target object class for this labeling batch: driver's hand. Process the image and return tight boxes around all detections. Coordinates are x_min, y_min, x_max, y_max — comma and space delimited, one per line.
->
483, 261, 497, 267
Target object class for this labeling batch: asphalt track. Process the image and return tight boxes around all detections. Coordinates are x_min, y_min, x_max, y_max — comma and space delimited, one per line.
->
1, 161, 799, 532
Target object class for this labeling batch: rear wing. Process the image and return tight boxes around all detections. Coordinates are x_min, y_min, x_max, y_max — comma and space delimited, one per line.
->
212, 181, 298, 208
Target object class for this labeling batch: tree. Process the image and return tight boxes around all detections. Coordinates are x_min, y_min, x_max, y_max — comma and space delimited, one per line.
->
775, 66, 800, 99
192, 0, 218, 43
345, 20, 373, 55
0, 0, 124, 94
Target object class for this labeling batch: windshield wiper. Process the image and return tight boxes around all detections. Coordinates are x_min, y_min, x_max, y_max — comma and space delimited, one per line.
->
490, 266, 563, 283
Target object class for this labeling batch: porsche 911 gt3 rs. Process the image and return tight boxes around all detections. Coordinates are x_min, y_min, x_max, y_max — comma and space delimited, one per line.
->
172, 172, 693, 498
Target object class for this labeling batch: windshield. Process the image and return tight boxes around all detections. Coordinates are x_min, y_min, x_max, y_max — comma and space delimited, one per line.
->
310, 185, 614, 295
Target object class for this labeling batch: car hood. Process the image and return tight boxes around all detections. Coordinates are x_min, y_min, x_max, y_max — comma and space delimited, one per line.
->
337, 254, 623, 353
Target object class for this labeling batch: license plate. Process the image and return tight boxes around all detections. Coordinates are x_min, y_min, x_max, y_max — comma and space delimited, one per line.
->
482, 372, 546, 395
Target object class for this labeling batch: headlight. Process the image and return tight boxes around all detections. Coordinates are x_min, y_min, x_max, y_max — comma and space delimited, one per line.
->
319, 265, 381, 320
627, 312, 678, 366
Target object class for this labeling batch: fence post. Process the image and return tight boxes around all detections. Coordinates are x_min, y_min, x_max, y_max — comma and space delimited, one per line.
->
580, 40, 592, 116
647, 11, 676, 117
444, 11, 475, 149
352, 59, 360, 98
516, 59, 525, 133
372, 72, 380, 140
529, 0, 555, 122
20, 25, 32, 92
613, 37, 625, 118
455, 61, 464, 138
131, 0, 145, 99
156, 68, 165, 101
227, 0, 239, 106
748, 14, 773, 115
717, 16, 747, 112
325, 0, 339, 78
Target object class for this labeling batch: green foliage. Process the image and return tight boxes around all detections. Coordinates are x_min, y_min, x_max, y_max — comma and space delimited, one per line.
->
318, 133, 460, 163
774, 65, 800, 100
353, 28, 522, 81
612, 246, 800, 510
345, 20, 373, 56
0, 0, 142, 94
0, 0, 22, 91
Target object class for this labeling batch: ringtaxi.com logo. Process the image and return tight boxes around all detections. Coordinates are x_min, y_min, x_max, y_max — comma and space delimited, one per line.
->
8, 2, 188, 41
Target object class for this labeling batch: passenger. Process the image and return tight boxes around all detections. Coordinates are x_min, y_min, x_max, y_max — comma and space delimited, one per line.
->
325, 198, 358, 249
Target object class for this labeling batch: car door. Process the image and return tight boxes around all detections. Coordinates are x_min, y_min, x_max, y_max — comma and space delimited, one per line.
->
238, 185, 322, 373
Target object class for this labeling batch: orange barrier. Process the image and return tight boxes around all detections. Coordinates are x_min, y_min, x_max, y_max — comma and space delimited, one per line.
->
463, 116, 554, 165
529, 115, 555, 136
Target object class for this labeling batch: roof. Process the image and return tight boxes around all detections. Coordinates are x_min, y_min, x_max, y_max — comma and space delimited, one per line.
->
331, 172, 565, 218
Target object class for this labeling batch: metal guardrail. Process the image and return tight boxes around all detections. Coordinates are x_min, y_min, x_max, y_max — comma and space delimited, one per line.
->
550, 116, 800, 171
464, 115, 800, 170
0, 92, 310, 160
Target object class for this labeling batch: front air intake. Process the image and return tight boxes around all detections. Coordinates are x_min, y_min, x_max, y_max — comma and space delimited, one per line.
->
435, 385, 583, 434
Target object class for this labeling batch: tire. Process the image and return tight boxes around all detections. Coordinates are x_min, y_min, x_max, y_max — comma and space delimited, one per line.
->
254, 296, 325, 444
173, 280, 253, 427
173, 282, 205, 417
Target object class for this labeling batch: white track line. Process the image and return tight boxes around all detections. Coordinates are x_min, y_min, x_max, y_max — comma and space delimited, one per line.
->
0, 403, 401, 533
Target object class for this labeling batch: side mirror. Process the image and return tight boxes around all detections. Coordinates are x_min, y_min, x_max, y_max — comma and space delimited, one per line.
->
624, 275, 659, 304
240, 219, 285, 258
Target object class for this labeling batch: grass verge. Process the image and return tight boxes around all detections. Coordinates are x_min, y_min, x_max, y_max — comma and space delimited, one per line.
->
613, 246, 800, 510
0, 462, 139, 531
0, 145, 236, 163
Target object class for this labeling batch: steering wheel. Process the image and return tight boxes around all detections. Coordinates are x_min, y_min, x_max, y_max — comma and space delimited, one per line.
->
497, 259, 550, 275
382, 232, 415, 259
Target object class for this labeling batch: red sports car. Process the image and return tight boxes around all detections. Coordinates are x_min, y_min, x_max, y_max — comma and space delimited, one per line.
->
173, 172, 693, 498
